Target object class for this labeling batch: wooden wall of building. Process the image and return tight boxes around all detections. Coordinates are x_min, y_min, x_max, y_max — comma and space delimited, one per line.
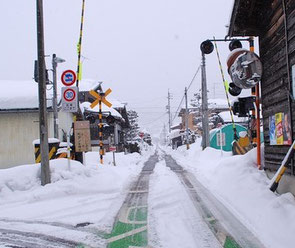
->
259, 0, 295, 174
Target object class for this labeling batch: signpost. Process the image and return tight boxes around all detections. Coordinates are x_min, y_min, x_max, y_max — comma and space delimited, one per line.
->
60, 69, 78, 168
89, 88, 112, 164
61, 87, 78, 112
74, 121, 91, 153
109, 146, 117, 152
61, 70, 77, 87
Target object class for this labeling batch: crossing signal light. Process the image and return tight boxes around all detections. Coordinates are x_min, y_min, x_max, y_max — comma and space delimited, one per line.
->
200, 40, 214, 54
228, 82, 242, 96
229, 39, 242, 51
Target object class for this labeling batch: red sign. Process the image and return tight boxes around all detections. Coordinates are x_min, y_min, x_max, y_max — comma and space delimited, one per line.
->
61, 70, 77, 86
109, 146, 116, 152
63, 88, 76, 102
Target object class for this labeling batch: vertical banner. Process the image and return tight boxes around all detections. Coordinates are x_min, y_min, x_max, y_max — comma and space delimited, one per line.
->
269, 112, 291, 145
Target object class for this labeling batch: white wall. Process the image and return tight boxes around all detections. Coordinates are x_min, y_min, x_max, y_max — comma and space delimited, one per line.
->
0, 111, 73, 169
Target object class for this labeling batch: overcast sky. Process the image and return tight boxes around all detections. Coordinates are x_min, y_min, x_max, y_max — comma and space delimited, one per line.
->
1, 0, 240, 135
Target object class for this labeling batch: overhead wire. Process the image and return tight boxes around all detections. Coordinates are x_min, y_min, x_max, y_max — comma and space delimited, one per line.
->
141, 112, 167, 126
172, 64, 201, 122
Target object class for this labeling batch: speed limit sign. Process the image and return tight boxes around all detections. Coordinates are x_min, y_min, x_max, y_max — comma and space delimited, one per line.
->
61, 87, 78, 112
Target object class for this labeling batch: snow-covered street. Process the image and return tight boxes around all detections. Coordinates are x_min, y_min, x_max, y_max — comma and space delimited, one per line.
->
1, 141, 295, 247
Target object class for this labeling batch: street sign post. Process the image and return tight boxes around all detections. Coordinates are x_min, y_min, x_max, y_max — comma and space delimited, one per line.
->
61, 87, 78, 112
89, 88, 112, 165
109, 146, 116, 152
61, 70, 77, 86
74, 121, 91, 153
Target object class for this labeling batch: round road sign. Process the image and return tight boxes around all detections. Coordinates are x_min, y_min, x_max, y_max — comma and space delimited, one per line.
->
63, 88, 76, 102
61, 70, 77, 86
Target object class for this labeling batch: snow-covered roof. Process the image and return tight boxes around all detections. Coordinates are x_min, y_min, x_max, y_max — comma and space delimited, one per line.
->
108, 98, 126, 109
77, 79, 101, 92
208, 98, 229, 109
168, 129, 182, 139
80, 101, 123, 120
0, 80, 54, 110
181, 98, 228, 112
218, 111, 248, 123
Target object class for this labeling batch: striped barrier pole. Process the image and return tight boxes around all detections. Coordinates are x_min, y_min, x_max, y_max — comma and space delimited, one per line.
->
270, 140, 295, 192
99, 99, 103, 164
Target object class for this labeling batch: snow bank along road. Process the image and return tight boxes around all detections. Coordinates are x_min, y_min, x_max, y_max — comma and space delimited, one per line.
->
106, 149, 266, 248
0, 150, 267, 248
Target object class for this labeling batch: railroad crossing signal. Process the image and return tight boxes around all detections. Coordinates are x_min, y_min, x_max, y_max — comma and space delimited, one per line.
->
89, 88, 112, 165
89, 88, 112, 108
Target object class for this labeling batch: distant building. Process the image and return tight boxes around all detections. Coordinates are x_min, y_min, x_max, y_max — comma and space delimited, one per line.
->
78, 80, 130, 152
178, 98, 231, 133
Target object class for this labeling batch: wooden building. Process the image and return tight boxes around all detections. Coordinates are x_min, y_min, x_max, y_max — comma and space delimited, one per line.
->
79, 82, 130, 152
228, 0, 295, 193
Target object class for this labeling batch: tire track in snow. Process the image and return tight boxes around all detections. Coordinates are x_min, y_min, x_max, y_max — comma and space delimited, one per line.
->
0, 227, 83, 248
148, 156, 222, 248
163, 153, 266, 248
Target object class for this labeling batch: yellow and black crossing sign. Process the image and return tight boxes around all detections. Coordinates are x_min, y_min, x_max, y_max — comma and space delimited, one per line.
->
89, 88, 112, 164
89, 88, 112, 108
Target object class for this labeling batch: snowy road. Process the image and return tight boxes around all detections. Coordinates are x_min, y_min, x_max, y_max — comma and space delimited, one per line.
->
162, 153, 266, 248
107, 149, 266, 248
0, 149, 268, 248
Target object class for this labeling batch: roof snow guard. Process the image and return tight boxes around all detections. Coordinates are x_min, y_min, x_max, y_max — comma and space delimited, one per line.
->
228, 0, 267, 37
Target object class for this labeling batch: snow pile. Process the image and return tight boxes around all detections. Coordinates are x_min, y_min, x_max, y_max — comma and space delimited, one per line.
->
0, 150, 153, 230
166, 141, 295, 248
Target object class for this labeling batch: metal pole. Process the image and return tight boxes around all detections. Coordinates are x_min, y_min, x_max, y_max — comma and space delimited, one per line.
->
249, 37, 261, 169
76, 0, 86, 87
99, 99, 103, 164
168, 90, 171, 133
185, 87, 190, 150
201, 53, 210, 149
52, 54, 59, 139
36, 0, 50, 185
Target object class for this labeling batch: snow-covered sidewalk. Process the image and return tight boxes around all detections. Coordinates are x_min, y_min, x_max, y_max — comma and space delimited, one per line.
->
0, 149, 153, 247
164, 140, 295, 248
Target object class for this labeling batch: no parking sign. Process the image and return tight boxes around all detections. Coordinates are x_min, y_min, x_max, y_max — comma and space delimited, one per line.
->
61, 70, 76, 86
61, 87, 78, 112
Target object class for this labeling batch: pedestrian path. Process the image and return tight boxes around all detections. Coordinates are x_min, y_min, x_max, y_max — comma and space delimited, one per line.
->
106, 153, 158, 248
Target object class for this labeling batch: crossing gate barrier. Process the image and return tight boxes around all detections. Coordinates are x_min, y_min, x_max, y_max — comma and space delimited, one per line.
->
33, 139, 60, 163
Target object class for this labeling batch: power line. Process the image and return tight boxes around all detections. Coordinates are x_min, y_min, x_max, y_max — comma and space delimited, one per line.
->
140, 112, 167, 126
172, 63, 201, 122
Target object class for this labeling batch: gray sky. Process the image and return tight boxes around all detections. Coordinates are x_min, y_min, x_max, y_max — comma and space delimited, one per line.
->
1, 0, 237, 135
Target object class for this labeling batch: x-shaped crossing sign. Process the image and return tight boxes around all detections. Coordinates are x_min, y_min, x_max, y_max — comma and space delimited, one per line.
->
89, 88, 112, 108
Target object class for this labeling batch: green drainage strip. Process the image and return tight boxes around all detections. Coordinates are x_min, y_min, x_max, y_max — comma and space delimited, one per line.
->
107, 206, 148, 248
224, 236, 241, 248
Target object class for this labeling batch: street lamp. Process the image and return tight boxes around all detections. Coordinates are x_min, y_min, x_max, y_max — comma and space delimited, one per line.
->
52, 54, 66, 139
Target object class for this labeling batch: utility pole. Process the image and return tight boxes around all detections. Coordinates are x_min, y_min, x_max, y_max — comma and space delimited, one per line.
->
167, 90, 172, 133
201, 53, 210, 149
36, 0, 50, 185
185, 87, 190, 150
